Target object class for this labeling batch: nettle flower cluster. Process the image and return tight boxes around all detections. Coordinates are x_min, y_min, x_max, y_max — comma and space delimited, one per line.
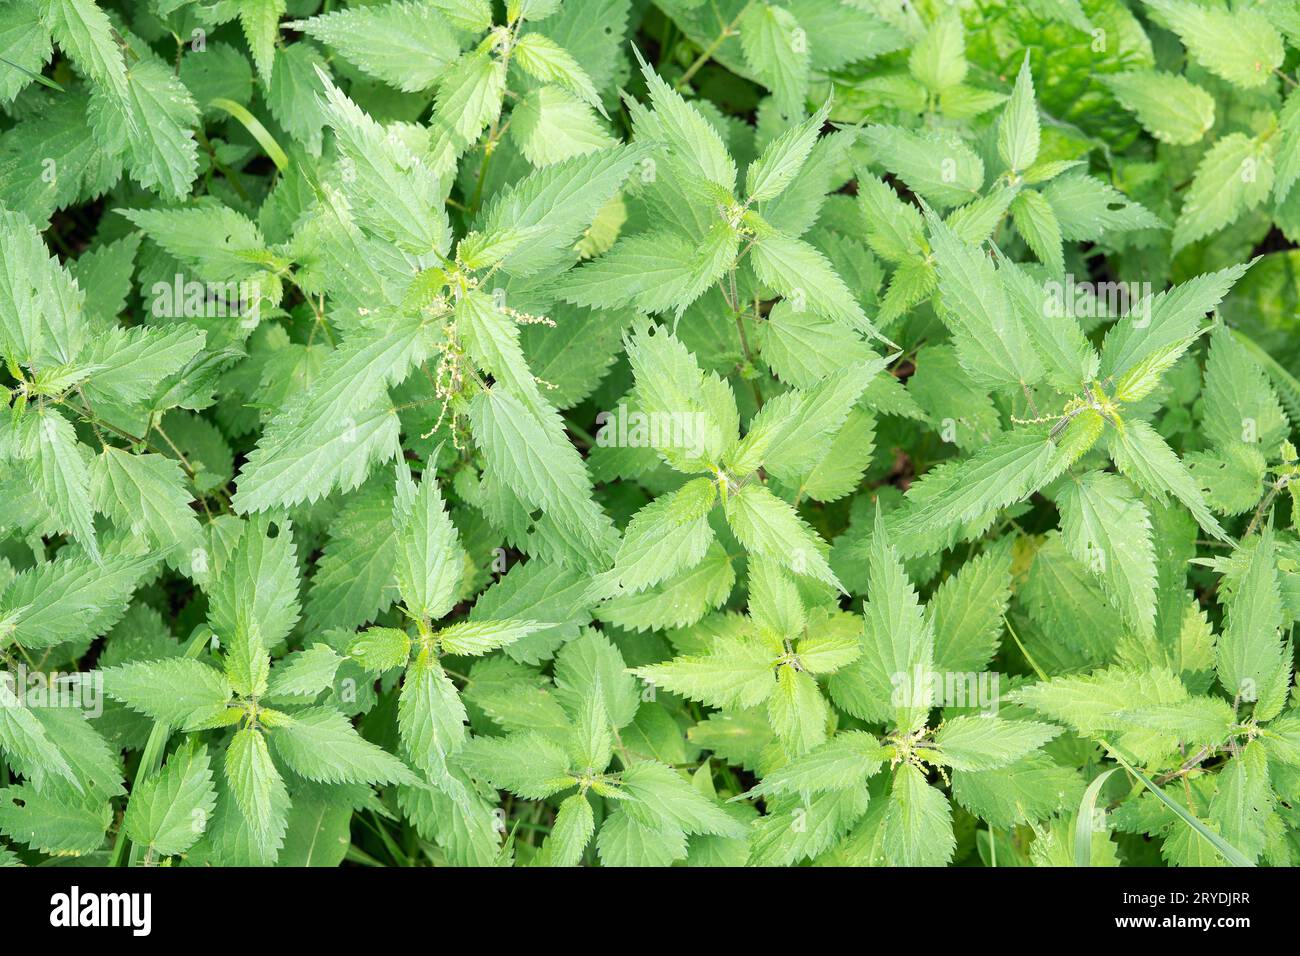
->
0, 0, 1298, 868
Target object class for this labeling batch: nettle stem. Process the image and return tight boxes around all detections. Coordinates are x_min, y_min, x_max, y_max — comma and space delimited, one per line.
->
1243, 475, 1291, 539
674, 0, 754, 92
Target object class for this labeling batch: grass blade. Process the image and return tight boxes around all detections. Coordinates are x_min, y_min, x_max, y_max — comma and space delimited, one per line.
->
210, 98, 289, 172
1074, 767, 1117, 866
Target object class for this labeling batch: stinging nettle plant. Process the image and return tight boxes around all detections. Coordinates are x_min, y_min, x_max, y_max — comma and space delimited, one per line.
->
0, 0, 1298, 868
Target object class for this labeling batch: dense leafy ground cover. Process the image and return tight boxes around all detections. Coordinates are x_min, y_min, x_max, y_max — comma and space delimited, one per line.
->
1, 0, 1300, 868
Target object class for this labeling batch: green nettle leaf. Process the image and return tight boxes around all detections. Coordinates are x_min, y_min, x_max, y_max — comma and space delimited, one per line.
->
266, 41, 331, 155
455, 732, 572, 800
224, 727, 290, 858
392, 460, 466, 622
511, 85, 614, 167
749, 232, 875, 335
103, 659, 235, 730
746, 101, 830, 204
0, 783, 111, 855
603, 477, 716, 595
1208, 740, 1273, 863
512, 32, 606, 118
316, 70, 451, 256
0, 684, 78, 789
29, 406, 98, 560
480, 143, 647, 276
883, 762, 955, 866
433, 49, 507, 146
1, 0, 53, 104
90, 57, 201, 202
745, 731, 887, 799
929, 716, 1059, 771
269, 707, 418, 786
1173, 133, 1275, 251
1101, 70, 1215, 145
928, 545, 1013, 673
1040, 172, 1163, 239
231, 321, 429, 514
997, 54, 1040, 173
265, 644, 342, 700
39, 0, 127, 100
723, 484, 840, 590
861, 124, 984, 209
927, 213, 1043, 388
633, 633, 777, 711
890, 429, 1074, 553
1056, 471, 1158, 639
909, 12, 966, 94
1099, 262, 1249, 384
124, 743, 217, 858
82, 324, 208, 405
1112, 698, 1236, 749
1216, 528, 1290, 722
90, 448, 200, 554
469, 385, 618, 568
2, 0, 1298, 874
1109, 418, 1226, 541
829, 509, 933, 731
238, 0, 286, 86
541, 792, 595, 866
399, 650, 470, 779
1145, 0, 1283, 90
0, 540, 158, 650
1010, 189, 1063, 276
739, 2, 811, 118
1200, 326, 1290, 454
349, 627, 412, 674
289, 0, 460, 92
205, 513, 301, 660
